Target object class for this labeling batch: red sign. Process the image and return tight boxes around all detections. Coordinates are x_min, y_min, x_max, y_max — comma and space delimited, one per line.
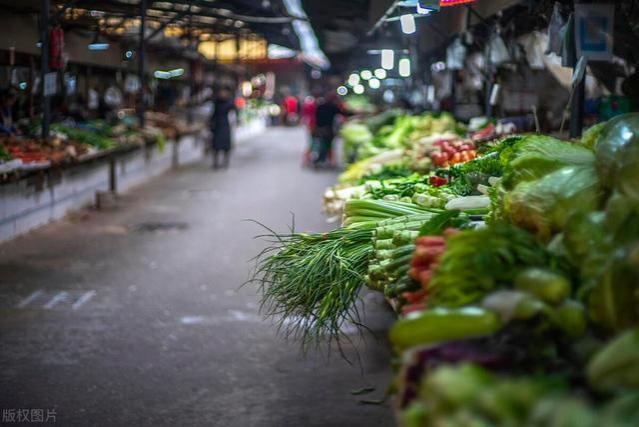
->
440, 0, 476, 6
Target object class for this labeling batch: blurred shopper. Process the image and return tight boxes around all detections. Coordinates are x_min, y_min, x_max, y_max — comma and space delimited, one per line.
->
301, 95, 317, 129
210, 87, 236, 169
301, 95, 317, 166
312, 92, 351, 167
0, 87, 18, 136
283, 94, 299, 126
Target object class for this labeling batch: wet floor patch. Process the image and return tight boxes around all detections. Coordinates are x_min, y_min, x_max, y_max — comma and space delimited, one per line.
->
131, 222, 189, 232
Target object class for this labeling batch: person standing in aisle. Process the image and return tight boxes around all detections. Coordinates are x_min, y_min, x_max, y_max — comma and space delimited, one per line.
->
0, 87, 18, 136
210, 87, 236, 169
301, 95, 317, 166
313, 92, 351, 167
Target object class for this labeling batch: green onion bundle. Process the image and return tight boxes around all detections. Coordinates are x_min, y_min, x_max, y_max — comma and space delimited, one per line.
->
343, 199, 442, 227
252, 223, 377, 346
252, 207, 440, 346
366, 214, 434, 294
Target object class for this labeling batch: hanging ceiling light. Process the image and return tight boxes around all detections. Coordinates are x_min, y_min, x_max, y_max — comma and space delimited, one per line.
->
360, 70, 373, 80
337, 86, 348, 96
381, 49, 394, 70
399, 58, 411, 77
353, 84, 365, 95
400, 14, 416, 34
347, 73, 360, 87
368, 78, 380, 89
374, 68, 387, 79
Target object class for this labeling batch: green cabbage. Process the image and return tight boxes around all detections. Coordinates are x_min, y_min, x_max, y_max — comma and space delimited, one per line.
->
562, 212, 612, 287
500, 135, 594, 190
504, 165, 603, 241
596, 113, 639, 199
580, 122, 606, 150
340, 123, 373, 145
588, 243, 639, 332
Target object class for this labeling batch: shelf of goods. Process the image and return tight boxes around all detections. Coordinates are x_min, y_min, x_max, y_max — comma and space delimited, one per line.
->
0, 113, 206, 243
252, 110, 639, 427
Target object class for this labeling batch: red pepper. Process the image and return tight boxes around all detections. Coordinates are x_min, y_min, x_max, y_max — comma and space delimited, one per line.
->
418, 270, 432, 289
403, 290, 427, 304
416, 236, 446, 247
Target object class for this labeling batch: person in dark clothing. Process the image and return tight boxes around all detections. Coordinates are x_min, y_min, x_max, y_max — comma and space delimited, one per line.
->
210, 87, 236, 169
313, 93, 351, 166
0, 87, 18, 136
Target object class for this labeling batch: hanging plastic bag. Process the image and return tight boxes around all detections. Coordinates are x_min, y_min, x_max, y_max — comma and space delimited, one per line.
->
520, 32, 545, 70
545, 2, 564, 55
446, 37, 467, 70
488, 33, 510, 66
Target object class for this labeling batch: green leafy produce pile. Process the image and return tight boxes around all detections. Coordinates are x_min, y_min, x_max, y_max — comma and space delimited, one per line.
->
51, 123, 117, 150
341, 112, 462, 163
0, 143, 11, 161
254, 113, 639, 426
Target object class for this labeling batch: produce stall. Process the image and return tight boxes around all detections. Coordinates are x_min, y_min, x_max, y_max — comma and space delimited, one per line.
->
0, 112, 207, 242
252, 109, 639, 425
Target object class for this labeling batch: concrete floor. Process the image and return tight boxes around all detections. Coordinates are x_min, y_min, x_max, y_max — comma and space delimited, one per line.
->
0, 127, 395, 427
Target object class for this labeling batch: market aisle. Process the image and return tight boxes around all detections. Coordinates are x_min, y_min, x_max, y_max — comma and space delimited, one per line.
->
0, 127, 395, 426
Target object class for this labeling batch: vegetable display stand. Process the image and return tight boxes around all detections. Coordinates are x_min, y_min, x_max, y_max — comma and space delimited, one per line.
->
253, 111, 639, 427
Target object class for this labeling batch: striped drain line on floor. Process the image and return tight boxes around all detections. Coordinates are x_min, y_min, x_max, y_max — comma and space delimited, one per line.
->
15, 289, 96, 310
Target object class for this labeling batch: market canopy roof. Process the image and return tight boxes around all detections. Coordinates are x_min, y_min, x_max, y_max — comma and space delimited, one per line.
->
0, 0, 331, 63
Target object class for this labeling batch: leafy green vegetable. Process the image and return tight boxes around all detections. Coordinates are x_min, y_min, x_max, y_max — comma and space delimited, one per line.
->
447, 153, 503, 196
595, 113, 639, 200
355, 163, 414, 184
500, 135, 594, 190
580, 122, 606, 150
0, 144, 11, 161
391, 308, 502, 352
341, 122, 373, 161
588, 243, 639, 332
428, 224, 555, 307
404, 363, 567, 427
599, 393, 639, 427
252, 223, 376, 346
503, 165, 603, 241
51, 123, 116, 149
587, 328, 639, 391
418, 210, 469, 236
514, 268, 571, 305
561, 212, 613, 289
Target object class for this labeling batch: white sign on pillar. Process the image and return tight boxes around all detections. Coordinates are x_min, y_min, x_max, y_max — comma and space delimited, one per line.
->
44, 72, 57, 97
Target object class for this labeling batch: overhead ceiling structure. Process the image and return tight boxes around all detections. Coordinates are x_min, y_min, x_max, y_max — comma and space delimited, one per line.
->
0, 0, 331, 64
302, 0, 375, 72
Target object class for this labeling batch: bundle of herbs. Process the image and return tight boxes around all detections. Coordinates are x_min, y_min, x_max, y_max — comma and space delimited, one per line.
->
252, 202, 441, 347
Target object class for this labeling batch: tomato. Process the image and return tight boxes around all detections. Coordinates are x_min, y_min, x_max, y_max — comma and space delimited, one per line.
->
403, 290, 427, 304
416, 236, 446, 246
